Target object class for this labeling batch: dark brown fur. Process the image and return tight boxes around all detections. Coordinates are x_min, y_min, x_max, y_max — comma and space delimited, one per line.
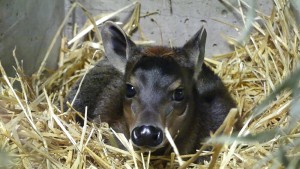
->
142, 46, 175, 57
66, 21, 236, 157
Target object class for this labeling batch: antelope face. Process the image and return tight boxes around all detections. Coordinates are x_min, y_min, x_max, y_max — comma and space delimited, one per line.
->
100, 21, 206, 151
123, 55, 193, 150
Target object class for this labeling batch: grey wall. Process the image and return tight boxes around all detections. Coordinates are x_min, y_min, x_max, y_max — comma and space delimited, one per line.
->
0, 0, 64, 76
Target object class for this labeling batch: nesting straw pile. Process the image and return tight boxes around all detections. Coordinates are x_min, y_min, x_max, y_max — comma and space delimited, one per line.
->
0, 0, 299, 168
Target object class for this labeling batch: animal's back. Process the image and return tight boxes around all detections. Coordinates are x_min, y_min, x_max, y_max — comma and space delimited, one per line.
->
66, 57, 124, 126
197, 64, 235, 131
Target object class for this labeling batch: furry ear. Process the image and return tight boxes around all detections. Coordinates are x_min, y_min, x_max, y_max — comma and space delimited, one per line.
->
101, 21, 136, 73
182, 26, 207, 80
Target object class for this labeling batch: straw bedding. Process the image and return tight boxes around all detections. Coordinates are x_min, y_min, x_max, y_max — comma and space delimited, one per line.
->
0, 0, 299, 168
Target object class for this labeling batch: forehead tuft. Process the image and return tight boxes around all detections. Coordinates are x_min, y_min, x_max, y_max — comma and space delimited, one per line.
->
142, 46, 175, 57
133, 56, 179, 74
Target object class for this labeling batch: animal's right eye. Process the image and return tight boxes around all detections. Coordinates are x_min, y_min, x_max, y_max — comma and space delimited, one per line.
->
126, 84, 136, 98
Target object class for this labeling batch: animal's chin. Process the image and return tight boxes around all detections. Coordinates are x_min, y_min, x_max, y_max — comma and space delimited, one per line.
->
136, 147, 158, 152
133, 142, 166, 152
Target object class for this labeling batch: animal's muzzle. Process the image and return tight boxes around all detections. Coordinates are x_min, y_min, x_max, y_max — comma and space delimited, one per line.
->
131, 125, 163, 147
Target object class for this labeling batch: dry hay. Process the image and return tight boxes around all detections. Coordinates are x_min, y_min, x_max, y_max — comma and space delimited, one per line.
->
0, 0, 300, 168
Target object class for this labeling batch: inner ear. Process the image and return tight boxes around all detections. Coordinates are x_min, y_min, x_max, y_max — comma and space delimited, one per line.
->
101, 21, 136, 73
108, 26, 127, 57
182, 26, 207, 80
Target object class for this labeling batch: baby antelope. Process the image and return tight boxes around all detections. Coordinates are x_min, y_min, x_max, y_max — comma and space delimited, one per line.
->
66, 21, 236, 155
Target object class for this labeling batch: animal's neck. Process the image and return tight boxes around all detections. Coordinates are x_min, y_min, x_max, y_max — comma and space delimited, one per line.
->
174, 100, 199, 154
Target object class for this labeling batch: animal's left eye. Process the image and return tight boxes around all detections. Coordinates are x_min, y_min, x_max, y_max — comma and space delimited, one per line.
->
172, 88, 184, 101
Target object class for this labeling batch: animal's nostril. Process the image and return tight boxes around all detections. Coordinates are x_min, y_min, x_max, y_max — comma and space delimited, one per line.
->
131, 125, 163, 147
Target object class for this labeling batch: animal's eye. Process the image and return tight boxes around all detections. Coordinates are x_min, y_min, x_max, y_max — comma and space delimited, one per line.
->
126, 84, 136, 98
172, 88, 184, 101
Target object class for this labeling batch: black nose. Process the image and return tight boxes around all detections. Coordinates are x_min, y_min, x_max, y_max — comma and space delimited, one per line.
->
131, 125, 163, 147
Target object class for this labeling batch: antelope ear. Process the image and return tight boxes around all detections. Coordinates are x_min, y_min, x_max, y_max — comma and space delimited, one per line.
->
101, 21, 136, 73
182, 26, 207, 80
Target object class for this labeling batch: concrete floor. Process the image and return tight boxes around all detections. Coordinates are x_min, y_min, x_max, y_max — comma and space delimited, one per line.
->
70, 0, 274, 57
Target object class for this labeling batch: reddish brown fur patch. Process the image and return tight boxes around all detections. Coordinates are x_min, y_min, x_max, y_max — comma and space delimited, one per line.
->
142, 46, 175, 57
